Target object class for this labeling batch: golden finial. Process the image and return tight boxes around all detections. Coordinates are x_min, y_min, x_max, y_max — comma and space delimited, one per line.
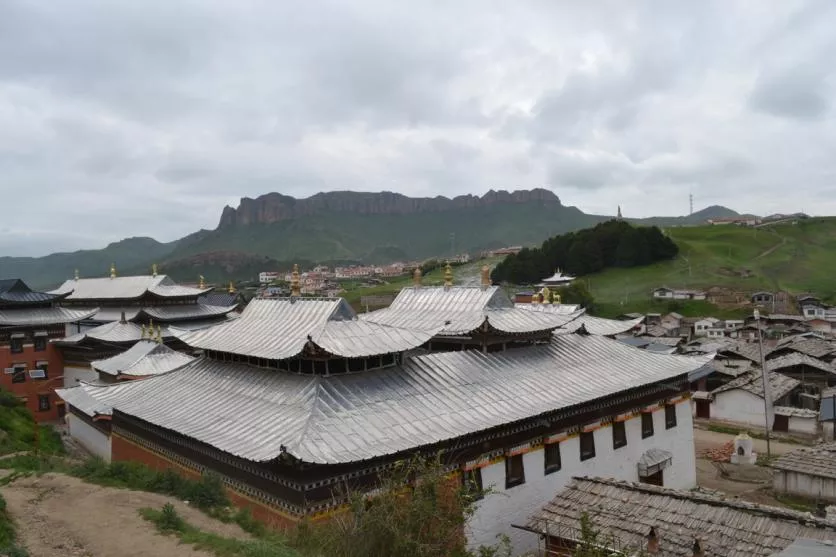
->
74, 268, 79, 280
443, 263, 453, 288
152, 263, 158, 277
480, 265, 490, 288
228, 281, 236, 294
290, 264, 301, 297
542, 287, 552, 304
148, 318, 154, 331
110, 263, 116, 279
531, 290, 540, 304
156, 325, 162, 344
413, 267, 422, 287
198, 275, 205, 289
141, 324, 147, 339
554, 293, 562, 305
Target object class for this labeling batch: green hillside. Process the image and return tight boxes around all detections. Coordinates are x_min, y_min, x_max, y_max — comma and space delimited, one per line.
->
585, 217, 836, 315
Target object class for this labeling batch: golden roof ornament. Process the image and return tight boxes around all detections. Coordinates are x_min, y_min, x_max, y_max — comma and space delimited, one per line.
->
152, 263, 158, 277
413, 267, 422, 287
198, 275, 205, 289
531, 290, 540, 304
542, 286, 552, 304
156, 325, 162, 344
110, 263, 116, 279
141, 324, 147, 339
443, 263, 453, 288
554, 293, 561, 304
290, 264, 301, 297
228, 281, 236, 294
480, 265, 490, 288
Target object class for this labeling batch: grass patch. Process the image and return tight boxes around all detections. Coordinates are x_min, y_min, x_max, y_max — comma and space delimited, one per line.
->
704, 423, 807, 445
774, 493, 820, 513
140, 505, 299, 557
0, 389, 64, 457
0, 493, 29, 557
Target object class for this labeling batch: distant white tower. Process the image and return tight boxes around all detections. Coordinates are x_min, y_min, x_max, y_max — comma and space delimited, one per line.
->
617, 205, 623, 220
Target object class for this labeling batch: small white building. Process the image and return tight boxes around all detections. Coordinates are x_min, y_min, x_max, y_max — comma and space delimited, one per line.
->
258, 271, 281, 284
694, 318, 719, 336
702, 370, 802, 432
724, 319, 745, 330
538, 269, 575, 287
706, 327, 726, 339
652, 287, 706, 301
773, 443, 836, 502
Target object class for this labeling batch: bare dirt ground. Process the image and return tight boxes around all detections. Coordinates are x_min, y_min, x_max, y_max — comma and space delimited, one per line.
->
693, 427, 801, 457
1, 473, 251, 557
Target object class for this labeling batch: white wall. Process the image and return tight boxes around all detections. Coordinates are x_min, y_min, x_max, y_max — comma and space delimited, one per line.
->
63, 365, 97, 388
66, 413, 111, 461
711, 390, 771, 428
466, 400, 696, 554
788, 416, 818, 435
774, 470, 836, 502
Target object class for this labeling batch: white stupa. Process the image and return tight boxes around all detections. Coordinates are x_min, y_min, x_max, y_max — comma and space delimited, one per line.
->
538, 269, 576, 287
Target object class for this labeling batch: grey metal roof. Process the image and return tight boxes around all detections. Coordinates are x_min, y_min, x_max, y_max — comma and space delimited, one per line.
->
100, 333, 711, 464
0, 306, 98, 326
141, 304, 237, 322
711, 358, 753, 377
771, 538, 836, 557
0, 279, 64, 305
56, 384, 117, 417
721, 341, 770, 363
560, 315, 644, 337
56, 321, 171, 345
526, 477, 836, 557
637, 448, 672, 476
199, 292, 240, 307
91, 340, 195, 377
773, 443, 836, 480
174, 297, 436, 359
712, 370, 800, 401
774, 338, 836, 359
362, 286, 581, 336
82, 307, 142, 322
50, 275, 210, 301
513, 302, 581, 314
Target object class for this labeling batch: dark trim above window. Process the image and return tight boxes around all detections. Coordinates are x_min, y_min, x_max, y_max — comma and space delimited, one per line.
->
580, 431, 596, 461
665, 404, 677, 429
642, 412, 655, 439
505, 453, 525, 489
612, 420, 627, 449
544, 443, 561, 475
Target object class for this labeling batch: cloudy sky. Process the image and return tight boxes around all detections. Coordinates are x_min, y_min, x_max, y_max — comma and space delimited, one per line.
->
2, 1, 835, 256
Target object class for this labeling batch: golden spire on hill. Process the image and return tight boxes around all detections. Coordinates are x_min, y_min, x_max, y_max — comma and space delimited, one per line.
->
413, 267, 422, 287
228, 281, 236, 294
198, 275, 205, 289
290, 264, 301, 297
443, 263, 453, 288
480, 265, 490, 288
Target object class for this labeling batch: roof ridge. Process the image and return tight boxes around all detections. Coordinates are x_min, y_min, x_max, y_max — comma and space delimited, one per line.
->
572, 476, 836, 527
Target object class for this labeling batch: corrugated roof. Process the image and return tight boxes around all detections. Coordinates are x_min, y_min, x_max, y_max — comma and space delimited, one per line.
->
774, 338, 836, 359
720, 341, 770, 363
174, 297, 435, 359
768, 353, 836, 375
56, 384, 117, 417
363, 286, 583, 335
712, 370, 800, 401
0, 307, 98, 326
526, 477, 836, 557
100, 333, 711, 464
91, 340, 195, 377
560, 316, 644, 337
0, 279, 64, 305
513, 303, 581, 314
199, 292, 240, 307
141, 304, 237, 322
50, 275, 210, 301
773, 443, 836, 480
56, 321, 170, 345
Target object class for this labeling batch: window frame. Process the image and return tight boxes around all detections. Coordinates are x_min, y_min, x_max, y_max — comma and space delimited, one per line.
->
504, 453, 526, 489
33, 336, 47, 352
37, 394, 51, 412
462, 468, 484, 501
11, 364, 26, 384
612, 420, 627, 449
641, 412, 655, 439
579, 431, 596, 461
10, 337, 23, 354
544, 442, 561, 475
665, 404, 677, 429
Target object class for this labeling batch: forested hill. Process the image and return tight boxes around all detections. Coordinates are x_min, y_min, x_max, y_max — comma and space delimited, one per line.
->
491, 220, 678, 284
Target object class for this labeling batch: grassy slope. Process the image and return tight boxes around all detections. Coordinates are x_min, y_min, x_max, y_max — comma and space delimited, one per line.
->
586, 217, 836, 316
0, 390, 64, 456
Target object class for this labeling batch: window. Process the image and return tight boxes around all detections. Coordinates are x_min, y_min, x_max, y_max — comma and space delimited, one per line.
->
11, 365, 25, 384
37, 395, 50, 412
505, 454, 525, 489
665, 404, 677, 429
462, 468, 484, 500
34, 337, 47, 352
10, 337, 23, 354
580, 431, 596, 461
642, 412, 655, 438
544, 443, 561, 474
612, 421, 627, 449
28, 369, 46, 380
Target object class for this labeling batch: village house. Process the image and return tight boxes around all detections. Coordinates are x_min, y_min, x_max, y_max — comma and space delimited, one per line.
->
0, 279, 96, 421
752, 291, 775, 305
693, 317, 719, 337
523, 477, 836, 556
57, 267, 709, 554
652, 287, 707, 301
773, 443, 836, 503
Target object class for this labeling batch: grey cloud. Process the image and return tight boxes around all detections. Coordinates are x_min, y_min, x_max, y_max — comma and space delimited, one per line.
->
749, 66, 832, 120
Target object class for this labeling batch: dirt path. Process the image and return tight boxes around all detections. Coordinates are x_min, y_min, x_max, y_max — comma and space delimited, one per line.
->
693, 427, 801, 456
1, 473, 251, 557
755, 234, 787, 260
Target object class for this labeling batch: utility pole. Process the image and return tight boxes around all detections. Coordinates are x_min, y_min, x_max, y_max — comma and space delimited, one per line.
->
754, 309, 772, 457
831, 393, 836, 442
689, 192, 694, 216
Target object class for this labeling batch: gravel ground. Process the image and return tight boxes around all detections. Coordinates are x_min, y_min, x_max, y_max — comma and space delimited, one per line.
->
1, 473, 252, 557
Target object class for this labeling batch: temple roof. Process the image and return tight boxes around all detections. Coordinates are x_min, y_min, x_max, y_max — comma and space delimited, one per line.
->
557, 315, 644, 337
73, 333, 710, 464
76, 304, 237, 323
0, 306, 98, 327
49, 275, 211, 301
362, 286, 581, 335
0, 278, 66, 306
56, 320, 166, 345
172, 297, 436, 359
91, 340, 195, 377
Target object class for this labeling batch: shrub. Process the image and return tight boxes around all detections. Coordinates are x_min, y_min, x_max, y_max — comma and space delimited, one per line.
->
158, 503, 186, 532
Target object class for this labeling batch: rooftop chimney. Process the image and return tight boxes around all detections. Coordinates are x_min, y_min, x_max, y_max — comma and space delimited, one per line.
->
646, 527, 659, 554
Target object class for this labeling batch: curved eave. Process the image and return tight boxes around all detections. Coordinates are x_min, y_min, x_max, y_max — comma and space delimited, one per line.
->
0, 306, 100, 327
